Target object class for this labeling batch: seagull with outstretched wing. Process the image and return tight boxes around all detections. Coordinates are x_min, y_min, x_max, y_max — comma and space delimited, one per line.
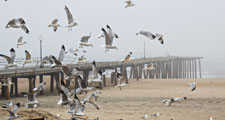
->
48, 19, 60, 32
0, 48, 17, 69
65, 6, 78, 31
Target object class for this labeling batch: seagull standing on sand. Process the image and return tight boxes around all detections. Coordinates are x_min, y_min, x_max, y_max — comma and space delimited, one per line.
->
208, 117, 213, 120
48, 19, 60, 32
151, 113, 160, 119
142, 114, 148, 119
16, 36, 26, 48
0, 48, 17, 69
125, 0, 135, 8
65, 6, 78, 31
25, 92, 39, 110
188, 82, 196, 91
79, 33, 93, 48
6, 18, 29, 34
1, 101, 13, 108
6, 103, 20, 119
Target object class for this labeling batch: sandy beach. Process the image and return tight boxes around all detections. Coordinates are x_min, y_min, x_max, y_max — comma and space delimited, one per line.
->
0, 78, 225, 120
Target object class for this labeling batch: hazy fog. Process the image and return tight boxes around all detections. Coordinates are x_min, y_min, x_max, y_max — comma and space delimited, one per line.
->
0, 0, 225, 76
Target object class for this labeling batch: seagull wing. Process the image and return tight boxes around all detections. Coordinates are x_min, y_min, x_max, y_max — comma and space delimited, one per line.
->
65, 6, 74, 24
17, 18, 26, 24
21, 25, 29, 34
88, 101, 100, 110
52, 19, 58, 24
17, 36, 23, 43
58, 45, 66, 62
50, 55, 62, 65
81, 36, 89, 42
61, 66, 72, 77
0, 54, 12, 64
6, 19, 16, 28
10, 48, 16, 63
12, 103, 20, 115
101, 28, 112, 46
25, 50, 31, 60
139, 30, 156, 39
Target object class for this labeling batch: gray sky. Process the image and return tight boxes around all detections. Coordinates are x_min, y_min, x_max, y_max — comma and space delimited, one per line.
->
0, 0, 225, 74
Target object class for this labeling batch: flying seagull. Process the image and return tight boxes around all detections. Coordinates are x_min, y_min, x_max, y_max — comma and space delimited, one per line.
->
77, 55, 87, 64
25, 92, 39, 110
49, 55, 65, 68
142, 63, 156, 71
155, 34, 164, 44
0, 48, 17, 69
23, 50, 33, 66
6, 18, 29, 34
122, 52, 132, 63
88, 61, 102, 83
33, 81, 46, 92
125, 0, 135, 8
101, 27, 118, 52
48, 19, 60, 32
79, 33, 93, 48
67, 48, 79, 56
58, 45, 66, 62
136, 30, 156, 39
16, 36, 26, 48
65, 6, 78, 31
6, 103, 20, 119
188, 82, 196, 91
40, 55, 53, 67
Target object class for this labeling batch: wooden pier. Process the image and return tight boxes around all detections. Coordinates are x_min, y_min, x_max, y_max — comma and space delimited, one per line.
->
0, 56, 202, 100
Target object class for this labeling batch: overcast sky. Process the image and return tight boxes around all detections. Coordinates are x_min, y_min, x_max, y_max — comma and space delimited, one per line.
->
0, 0, 225, 74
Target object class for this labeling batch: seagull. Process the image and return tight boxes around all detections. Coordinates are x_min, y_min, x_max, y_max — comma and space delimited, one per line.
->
77, 55, 87, 64
106, 25, 119, 40
25, 92, 39, 110
48, 19, 60, 32
67, 48, 79, 56
172, 97, 187, 102
71, 94, 86, 117
0, 48, 17, 69
40, 55, 53, 67
142, 114, 148, 119
79, 33, 93, 48
122, 52, 132, 63
1, 78, 14, 86
162, 99, 174, 106
142, 63, 156, 71
1, 101, 13, 108
33, 81, 46, 92
16, 36, 26, 48
81, 91, 100, 110
65, 6, 78, 31
155, 34, 164, 44
6, 103, 20, 119
88, 61, 102, 83
58, 80, 72, 107
136, 30, 156, 39
188, 82, 196, 91
71, 75, 93, 95
101, 27, 118, 52
151, 113, 160, 118
115, 72, 128, 90
49, 55, 65, 68
23, 50, 33, 66
58, 45, 66, 62
125, 0, 135, 8
6, 18, 29, 34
